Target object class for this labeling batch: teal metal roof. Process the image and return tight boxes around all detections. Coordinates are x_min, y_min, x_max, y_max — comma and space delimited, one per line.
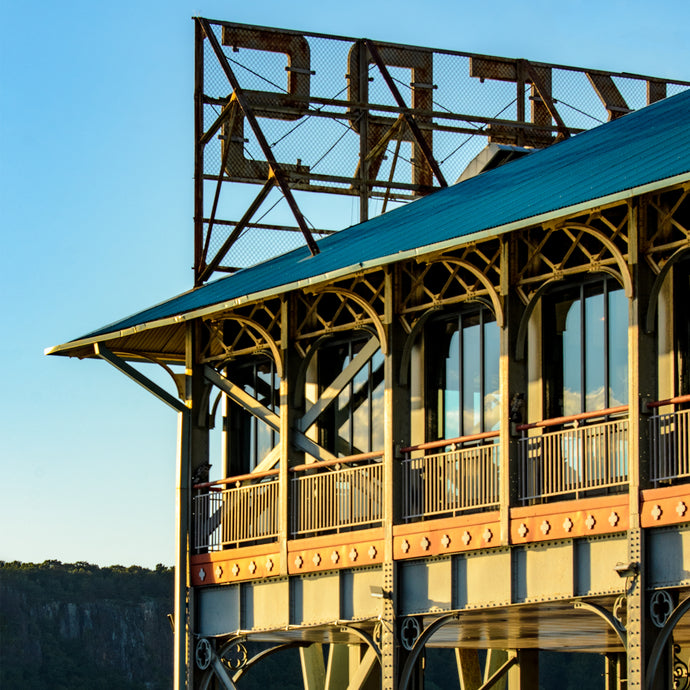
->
51, 88, 690, 354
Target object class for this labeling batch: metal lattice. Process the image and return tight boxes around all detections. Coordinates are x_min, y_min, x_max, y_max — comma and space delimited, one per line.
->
194, 18, 690, 282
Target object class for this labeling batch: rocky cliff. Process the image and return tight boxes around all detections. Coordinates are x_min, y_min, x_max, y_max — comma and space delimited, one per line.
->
0, 561, 173, 689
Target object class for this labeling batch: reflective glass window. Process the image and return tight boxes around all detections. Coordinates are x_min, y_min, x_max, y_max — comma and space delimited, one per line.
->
428, 307, 500, 441
226, 357, 279, 473
318, 337, 384, 456
543, 278, 627, 418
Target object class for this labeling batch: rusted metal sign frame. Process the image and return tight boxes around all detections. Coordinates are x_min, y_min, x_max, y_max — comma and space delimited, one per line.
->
198, 17, 319, 274
192, 17, 690, 285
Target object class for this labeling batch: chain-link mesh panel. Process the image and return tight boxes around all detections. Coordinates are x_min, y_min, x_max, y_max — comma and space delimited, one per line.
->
195, 19, 690, 277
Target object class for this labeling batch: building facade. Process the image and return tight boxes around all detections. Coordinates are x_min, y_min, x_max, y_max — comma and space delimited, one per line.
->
49, 81, 690, 689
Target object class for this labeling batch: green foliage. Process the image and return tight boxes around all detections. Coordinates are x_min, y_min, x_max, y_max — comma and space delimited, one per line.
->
0, 559, 173, 602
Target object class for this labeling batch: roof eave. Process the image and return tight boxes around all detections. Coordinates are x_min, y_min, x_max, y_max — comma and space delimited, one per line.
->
45, 169, 690, 360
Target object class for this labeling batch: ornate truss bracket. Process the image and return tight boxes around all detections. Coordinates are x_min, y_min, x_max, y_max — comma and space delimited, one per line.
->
434, 257, 504, 327
645, 246, 690, 333
515, 220, 631, 360
314, 286, 388, 354
93, 344, 188, 413
555, 222, 631, 296
217, 314, 283, 378
646, 595, 690, 690
398, 613, 459, 690
573, 600, 628, 650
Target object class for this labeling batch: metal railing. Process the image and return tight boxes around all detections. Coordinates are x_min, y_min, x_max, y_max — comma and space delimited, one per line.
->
649, 395, 690, 485
290, 452, 383, 537
518, 407, 629, 503
193, 470, 279, 552
401, 432, 500, 521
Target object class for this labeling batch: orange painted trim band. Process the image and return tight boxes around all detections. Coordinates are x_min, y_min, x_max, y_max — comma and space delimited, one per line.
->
190, 547, 281, 586
510, 498, 628, 544
287, 535, 384, 574
641, 485, 690, 527
393, 516, 501, 560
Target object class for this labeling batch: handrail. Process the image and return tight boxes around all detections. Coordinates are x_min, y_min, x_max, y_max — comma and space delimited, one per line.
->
192, 451, 384, 489
193, 468, 280, 490
647, 394, 690, 409
290, 451, 383, 473
401, 431, 499, 454
516, 405, 629, 431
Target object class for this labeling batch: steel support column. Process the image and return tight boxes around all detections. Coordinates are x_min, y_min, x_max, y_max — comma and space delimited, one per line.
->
455, 649, 482, 690
174, 407, 192, 690
507, 650, 538, 688
500, 235, 525, 543
300, 644, 326, 690
382, 266, 408, 689
627, 197, 655, 689
189, 323, 211, 689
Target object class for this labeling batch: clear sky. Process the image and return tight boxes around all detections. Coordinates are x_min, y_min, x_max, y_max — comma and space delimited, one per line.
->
2, 0, 689, 569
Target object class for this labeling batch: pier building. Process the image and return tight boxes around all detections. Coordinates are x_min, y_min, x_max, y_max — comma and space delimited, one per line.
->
48, 20, 690, 689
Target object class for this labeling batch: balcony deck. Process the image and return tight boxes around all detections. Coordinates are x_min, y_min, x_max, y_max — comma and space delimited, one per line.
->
191, 402, 690, 588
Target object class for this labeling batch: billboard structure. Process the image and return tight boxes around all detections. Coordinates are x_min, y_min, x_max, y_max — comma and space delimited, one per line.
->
193, 18, 689, 284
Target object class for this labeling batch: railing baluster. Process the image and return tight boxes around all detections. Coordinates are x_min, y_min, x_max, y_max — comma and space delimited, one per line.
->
650, 406, 690, 485
518, 415, 629, 503
285, 457, 384, 538
400, 440, 500, 520
192, 479, 280, 551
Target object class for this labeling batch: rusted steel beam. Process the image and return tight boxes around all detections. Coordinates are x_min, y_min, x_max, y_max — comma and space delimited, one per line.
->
203, 92, 583, 135
201, 98, 240, 271
203, 170, 432, 194
203, 218, 337, 235
522, 61, 571, 140
198, 178, 275, 284
364, 40, 448, 188
198, 17, 320, 258
586, 72, 632, 120
199, 97, 240, 147
194, 19, 206, 284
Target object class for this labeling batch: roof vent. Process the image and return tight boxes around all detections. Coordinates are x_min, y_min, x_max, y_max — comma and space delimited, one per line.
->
456, 143, 536, 183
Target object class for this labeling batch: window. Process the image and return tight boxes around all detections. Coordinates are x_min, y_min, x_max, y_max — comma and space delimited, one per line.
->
427, 307, 500, 441
317, 337, 384, 456
225, 356, 279, 474
542, 278, 628, 418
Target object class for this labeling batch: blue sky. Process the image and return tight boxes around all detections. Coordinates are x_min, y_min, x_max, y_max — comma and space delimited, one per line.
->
2, 0, 689, 568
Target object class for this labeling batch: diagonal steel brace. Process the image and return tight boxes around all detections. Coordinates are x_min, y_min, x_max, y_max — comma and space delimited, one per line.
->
198, 18, 319, 257
364, 40, 447, 188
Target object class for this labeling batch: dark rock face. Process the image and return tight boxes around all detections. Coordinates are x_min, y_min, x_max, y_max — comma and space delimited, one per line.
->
0, 562, 173, 689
